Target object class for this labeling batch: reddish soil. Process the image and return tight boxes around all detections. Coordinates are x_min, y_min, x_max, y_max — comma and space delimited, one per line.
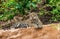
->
0, 25, 59, 39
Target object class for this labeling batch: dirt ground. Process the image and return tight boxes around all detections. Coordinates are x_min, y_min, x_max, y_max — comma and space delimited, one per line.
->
0, 24, 60, 39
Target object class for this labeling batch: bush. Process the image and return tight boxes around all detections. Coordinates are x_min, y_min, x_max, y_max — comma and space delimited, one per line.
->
0, 0, 40, 21
39, 0, 60, 22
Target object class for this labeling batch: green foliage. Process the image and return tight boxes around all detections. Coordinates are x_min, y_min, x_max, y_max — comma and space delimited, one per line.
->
0, 0, 40, 21
39, 0, 60, 22
47, 0, 60, 22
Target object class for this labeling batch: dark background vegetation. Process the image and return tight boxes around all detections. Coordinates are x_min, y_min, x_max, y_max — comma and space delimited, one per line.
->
0, 0, 60, 24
